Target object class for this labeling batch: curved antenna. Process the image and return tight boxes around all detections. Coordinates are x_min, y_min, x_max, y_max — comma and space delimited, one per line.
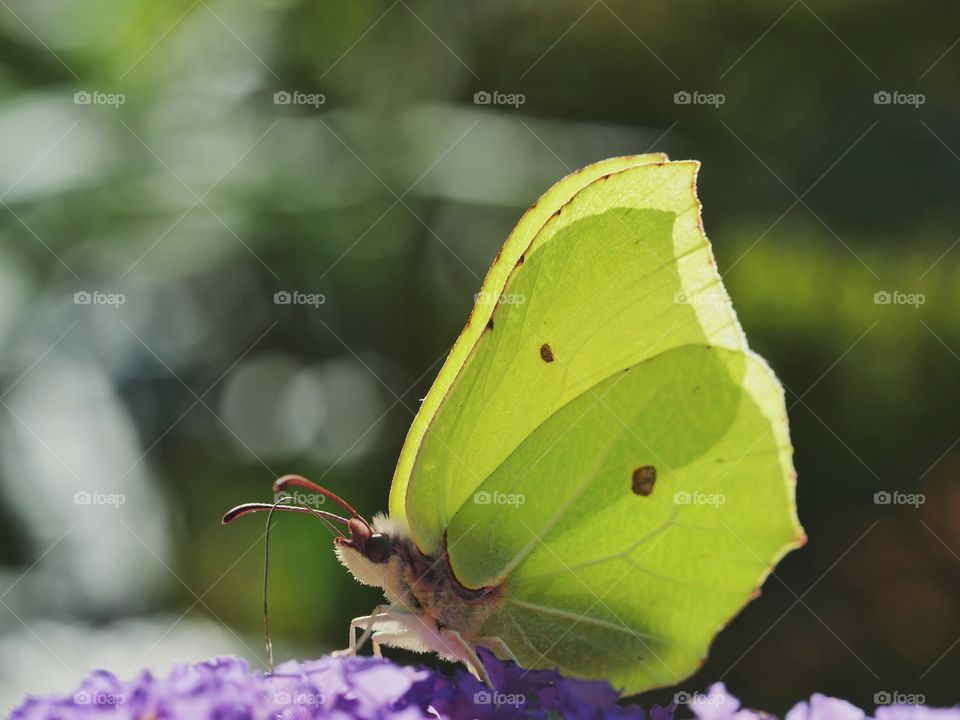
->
223, 494, 352, 672
258, 494, 351, 672
272, 474, 370, 528
263, 500, 280, 673
222, 502, 349, 537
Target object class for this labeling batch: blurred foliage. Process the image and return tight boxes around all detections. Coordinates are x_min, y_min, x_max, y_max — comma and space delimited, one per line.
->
0, 0, 958, 713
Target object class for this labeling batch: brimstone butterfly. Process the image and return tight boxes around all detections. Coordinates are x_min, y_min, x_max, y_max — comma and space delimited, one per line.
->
225, 154, 804, 695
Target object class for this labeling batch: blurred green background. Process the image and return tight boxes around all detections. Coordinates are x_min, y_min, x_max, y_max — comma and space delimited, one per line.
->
0, 0, 958, 713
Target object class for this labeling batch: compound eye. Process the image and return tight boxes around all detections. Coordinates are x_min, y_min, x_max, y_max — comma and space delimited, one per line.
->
366, 533, 388, 563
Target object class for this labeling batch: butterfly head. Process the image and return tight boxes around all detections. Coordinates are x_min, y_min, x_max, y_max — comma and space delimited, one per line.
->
333, 513, 418, 601
222, 475, 413, 604
336, 517, 392, 564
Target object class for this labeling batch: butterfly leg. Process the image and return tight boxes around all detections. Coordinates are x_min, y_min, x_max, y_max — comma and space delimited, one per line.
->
358, 616, 441, 659
370, 633, 388, 657
370, 628, 421, 658
337, 605, 414, 656
438, 627, 493, 687
344, 611, 492, 686
357, 612, 492, 686
475, 635, 519, 664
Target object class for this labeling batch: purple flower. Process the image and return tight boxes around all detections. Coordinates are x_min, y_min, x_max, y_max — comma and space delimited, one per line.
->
785, 694, 866, 720
681, 683, 960, 720
12, 652, 960, 720
11, 655, 435, 720
688, 682, 750, 720
875, 707, 960, 720
9, 651, 659, 720
422, 647, 653, 719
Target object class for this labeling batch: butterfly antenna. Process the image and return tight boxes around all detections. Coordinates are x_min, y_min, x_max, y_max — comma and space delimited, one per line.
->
272, 474, 372, 529
223, 495, 355, 672
263, 500, 279, 673
222, 502, 349, 538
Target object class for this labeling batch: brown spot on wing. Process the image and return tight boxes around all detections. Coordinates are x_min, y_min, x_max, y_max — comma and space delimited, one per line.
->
631, 466, 656, 496
539, 343, 554, 363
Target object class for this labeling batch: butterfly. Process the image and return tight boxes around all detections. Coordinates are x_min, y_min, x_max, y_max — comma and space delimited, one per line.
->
225, 154, 804, 695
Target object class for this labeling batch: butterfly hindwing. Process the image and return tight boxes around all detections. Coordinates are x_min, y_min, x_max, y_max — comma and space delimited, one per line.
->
447, 344, 799, 691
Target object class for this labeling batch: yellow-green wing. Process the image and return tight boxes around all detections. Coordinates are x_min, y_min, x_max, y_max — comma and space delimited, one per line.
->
388, 154, 668, 541
390, 159, 749, 558
447, 344, 802, 693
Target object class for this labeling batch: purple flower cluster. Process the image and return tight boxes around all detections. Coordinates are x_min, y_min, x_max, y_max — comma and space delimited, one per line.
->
9, 649, 655, 720
688, 683, 960, 720
11, 656, 959, 720
425, 648, 655, 719
11, 655, 431, 720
